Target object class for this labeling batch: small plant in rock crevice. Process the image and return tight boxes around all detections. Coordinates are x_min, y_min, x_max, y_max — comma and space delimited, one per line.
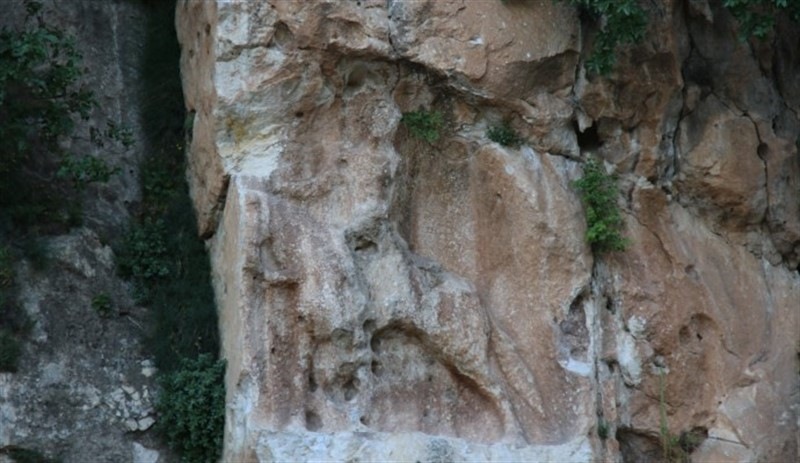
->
487, 123, 523, 148
573, 158, 629, 253
0, 445, 61, 463
597, 418, 610, 439
91, 292, 113, 318
401, 109, 443, 143
656, 370, 707, 462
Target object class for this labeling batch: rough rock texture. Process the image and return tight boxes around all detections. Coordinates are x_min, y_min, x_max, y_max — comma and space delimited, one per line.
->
177, 0, 799, 461
0, 1, 165, 462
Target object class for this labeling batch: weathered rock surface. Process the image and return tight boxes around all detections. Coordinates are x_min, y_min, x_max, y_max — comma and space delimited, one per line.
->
178, 0, 799, 461
0, 1, 164, 462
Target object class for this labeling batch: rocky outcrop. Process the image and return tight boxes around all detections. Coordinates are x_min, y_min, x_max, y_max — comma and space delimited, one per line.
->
0, 1, 164, 462
177, 0, 799, 461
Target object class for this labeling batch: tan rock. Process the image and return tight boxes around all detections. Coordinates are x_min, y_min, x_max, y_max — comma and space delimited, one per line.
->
675, 95, 766, 228
177, 0, 800, 461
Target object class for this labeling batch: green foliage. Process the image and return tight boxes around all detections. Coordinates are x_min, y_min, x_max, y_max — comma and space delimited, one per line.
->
116, 2, 224, 460
57, 155, 120, 190
117, 220, 171, 284
0, 1, 132, 374
1, 446, 61, 463
573, 159, 629, 253
156, 354, 225, 463
597, 419, 610, 439
564, 0, 647, 75
0, 0, 127, 233
723, 0, 800, 39
91, 292, 113, 317
401, 109, 443, 143
557, 0, 797, 74
487, 123, 523, 148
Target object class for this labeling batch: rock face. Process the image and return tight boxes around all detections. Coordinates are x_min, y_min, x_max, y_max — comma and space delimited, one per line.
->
177, 1, 799, 461
0, 1, 164, 462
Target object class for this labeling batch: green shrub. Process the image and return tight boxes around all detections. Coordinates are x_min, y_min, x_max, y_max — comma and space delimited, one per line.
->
573, 158, 629, 253
401, 109, 443, 142
156, 354, 225, 463
57, 155, 120, 191
0, 0, 127, 233
116, 220, 172, 294
1, 446, 61, 463
116, 3, 225, 460
487, 123, 522, 147
723, 0, 800, 39
91, 293, 113, 317
597, 419, 610, 439
562, 0, 647, 75
554, 0, 797, 74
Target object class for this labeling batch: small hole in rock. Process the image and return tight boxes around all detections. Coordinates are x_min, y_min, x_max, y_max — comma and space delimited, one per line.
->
757, 142, 769, 159
574, 120, 603, 151
354, 237, 376, 252
305, 410, 322, 431
360, 415, 367, 425
343, 378, 359, 401
295, 111, 304, 118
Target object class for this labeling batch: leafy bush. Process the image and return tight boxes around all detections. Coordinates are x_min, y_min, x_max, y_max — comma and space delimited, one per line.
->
117, 220, 171, 283
0, 0, 127, 233
555, 0, 798, 74
401, 109, 443, 142
57, 155, 120, 191
91, 293, 113, 317
563, 0, 647, 75
487, 123, 523, 148
156, 354, 225, 463
116, 2, 224, 460
723, 0, 800, 39
1, 446, 61, 463
573, 158, 629, 253
597, 419, 610, 439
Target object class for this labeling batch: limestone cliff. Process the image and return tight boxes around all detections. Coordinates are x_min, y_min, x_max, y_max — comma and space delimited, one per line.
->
177, 1, 799, 461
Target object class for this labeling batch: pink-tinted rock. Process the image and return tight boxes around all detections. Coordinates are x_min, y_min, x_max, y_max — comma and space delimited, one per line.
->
177, 0, 800, 461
